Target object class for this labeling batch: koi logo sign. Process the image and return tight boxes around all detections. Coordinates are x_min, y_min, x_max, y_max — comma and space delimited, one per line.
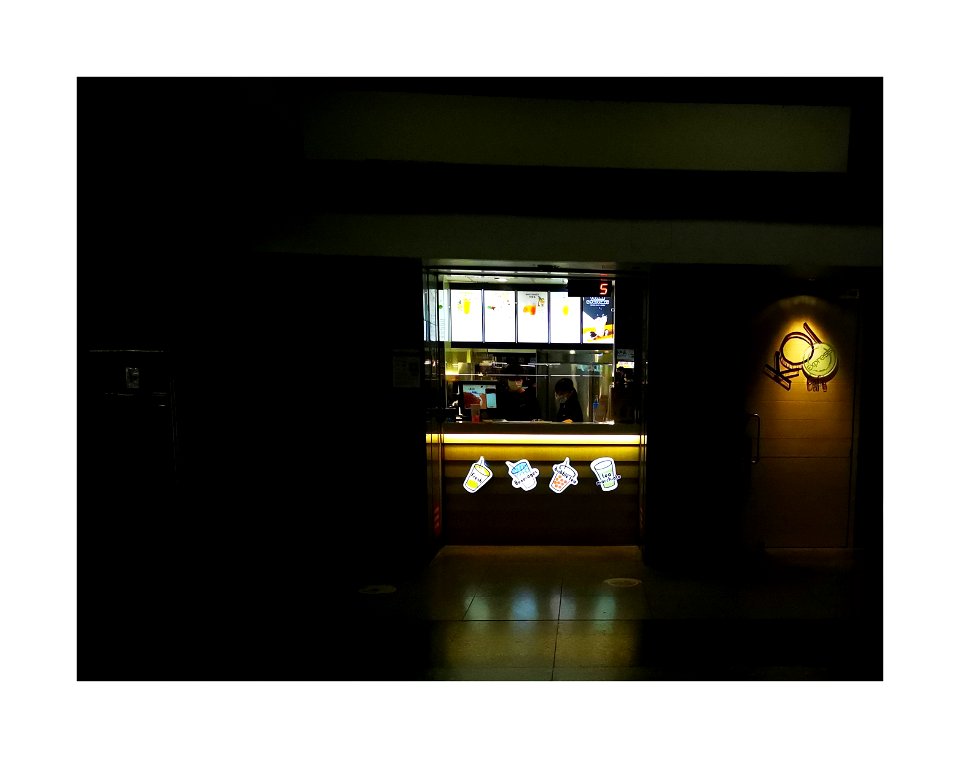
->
762, 322, 838, 392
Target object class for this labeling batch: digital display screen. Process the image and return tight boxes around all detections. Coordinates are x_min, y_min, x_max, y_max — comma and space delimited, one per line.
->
582, 294, 614, 343
567, 278, 612, 298
517, 291, 548, 343
462, 383, 498, 409
425, 288, 449, 342
435, 288, 449, 341
550, 292, 581, 343
450, 289, 483, 342
483, 290, 516, 342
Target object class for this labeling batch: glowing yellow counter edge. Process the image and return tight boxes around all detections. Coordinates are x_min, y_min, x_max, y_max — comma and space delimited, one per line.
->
431, 433, 645, 445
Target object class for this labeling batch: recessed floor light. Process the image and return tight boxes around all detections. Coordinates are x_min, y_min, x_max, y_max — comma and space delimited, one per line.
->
603, 578, 641, 587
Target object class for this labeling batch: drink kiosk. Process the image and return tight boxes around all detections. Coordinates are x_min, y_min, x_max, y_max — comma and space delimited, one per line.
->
424, 270, 645, 545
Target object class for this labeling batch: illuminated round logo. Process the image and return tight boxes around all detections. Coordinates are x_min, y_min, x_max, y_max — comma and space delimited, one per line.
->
763, 322, 840, 391
802, 341, 839, 381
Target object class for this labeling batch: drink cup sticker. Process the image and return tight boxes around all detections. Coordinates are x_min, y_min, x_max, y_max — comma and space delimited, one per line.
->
463, 456, 493, 493
506, 459, 540, 491
549, 457, 579, 494
590, 456, 621, 492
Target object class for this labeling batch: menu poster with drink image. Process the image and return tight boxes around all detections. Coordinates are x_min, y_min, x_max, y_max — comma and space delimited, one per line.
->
483, 290, 517, 342
582, 295, 614, 343
550, 292, 581, 343
451, 289, 482, 342
517, 291, 548, 343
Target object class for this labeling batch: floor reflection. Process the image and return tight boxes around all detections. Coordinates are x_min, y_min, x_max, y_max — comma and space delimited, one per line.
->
339, 546, 880, 680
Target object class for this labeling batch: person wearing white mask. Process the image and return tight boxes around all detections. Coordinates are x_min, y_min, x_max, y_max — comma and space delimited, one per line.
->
554, 377, 584, 423
499, 372, 540, 420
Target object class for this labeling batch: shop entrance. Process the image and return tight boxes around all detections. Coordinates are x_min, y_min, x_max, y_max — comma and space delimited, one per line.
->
743, 289, 861, 548
423, 266, 647, 546
643, 266, 868, 565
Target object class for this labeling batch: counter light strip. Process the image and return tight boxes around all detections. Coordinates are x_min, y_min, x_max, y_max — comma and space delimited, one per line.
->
441, 433, 644, 445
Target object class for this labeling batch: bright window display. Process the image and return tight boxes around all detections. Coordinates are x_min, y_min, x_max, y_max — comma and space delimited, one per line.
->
483, 290, 516, 342
582, 294, 614, 343
517, 291, 549, 343
450, 289, 482, 342
550, 292, 581, 343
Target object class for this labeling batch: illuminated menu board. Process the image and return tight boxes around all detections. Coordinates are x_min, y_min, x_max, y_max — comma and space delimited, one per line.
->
424, 289, 431, 341
582, 294, 614, 343
550, 292, 581, 343
517, 291, 548, 343
450, 289, 482, 342
436, 288, 450, 341
483, 290, 516, 342
424, 288, 449, 342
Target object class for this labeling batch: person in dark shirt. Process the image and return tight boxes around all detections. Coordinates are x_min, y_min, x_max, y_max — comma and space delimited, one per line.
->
499, 375, 540, 420
554, 377, 583, 423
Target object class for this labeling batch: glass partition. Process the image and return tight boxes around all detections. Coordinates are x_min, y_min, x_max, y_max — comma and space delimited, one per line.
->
442, 347, 614, 422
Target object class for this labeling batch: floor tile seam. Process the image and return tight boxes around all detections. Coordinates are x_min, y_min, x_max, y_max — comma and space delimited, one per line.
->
553, 578, 564, 677
551, 611, 560, 679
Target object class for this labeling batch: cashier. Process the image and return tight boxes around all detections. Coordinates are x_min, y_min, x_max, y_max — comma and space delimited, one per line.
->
499, 375, 540, 420
554, 377, 584, 423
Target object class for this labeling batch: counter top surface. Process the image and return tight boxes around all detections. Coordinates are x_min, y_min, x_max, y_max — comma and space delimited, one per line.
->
441, 421, 641, 435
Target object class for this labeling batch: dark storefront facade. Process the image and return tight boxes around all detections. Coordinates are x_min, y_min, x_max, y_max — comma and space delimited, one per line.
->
418, 261, 879, 564
80, 78, 882, 679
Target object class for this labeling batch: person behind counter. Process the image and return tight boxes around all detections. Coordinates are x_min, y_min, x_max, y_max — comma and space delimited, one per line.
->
498, 375, 540, 420
554, 377, 584, 423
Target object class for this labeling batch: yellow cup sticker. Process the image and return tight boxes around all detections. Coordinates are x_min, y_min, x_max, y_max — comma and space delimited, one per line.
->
463, 456, 493, 493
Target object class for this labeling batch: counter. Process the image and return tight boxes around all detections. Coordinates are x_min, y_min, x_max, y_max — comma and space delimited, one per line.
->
439, 421, 644, 544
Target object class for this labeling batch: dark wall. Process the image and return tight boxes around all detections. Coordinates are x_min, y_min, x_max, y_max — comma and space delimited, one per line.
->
80, 81, 429, 679
643, 267, 756, 567
643, 266, 882, 567
852, 269, 883, 553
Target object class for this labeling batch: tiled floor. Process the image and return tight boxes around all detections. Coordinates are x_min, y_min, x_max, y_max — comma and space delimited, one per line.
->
330, 546, 881, 681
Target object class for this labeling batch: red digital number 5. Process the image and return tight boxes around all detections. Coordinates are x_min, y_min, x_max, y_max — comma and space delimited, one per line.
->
599, 282, 608, 295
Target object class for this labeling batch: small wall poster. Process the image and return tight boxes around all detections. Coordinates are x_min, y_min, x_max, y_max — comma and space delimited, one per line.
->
392, 349, 421, 388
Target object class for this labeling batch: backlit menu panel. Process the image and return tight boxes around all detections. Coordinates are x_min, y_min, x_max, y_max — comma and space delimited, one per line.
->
424, 288, 449, 342
550, 292, 581, 343
450, 289, 482, 342
483, 290, 516, 342
517, 291, 548, 343
582, 294, 614, 343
